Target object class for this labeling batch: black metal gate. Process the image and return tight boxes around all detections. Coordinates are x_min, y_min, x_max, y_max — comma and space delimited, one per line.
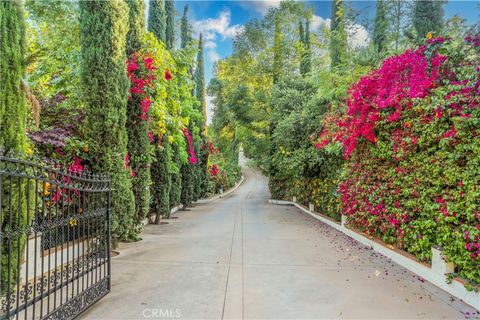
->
0, 150, 112, 320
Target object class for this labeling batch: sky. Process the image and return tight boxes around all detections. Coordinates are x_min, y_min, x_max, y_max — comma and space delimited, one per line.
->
172, 0, 480, 123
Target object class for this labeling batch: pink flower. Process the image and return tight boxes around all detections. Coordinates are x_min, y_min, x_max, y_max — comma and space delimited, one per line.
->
165, 69, 172, 81
183, 128, 197, 164
125, 153, 130, 170
443, 126, 457, 139
144, 57, 155, 71
148, 131, 154, 142
69, 156, 84, 173
127, 60, 138, 73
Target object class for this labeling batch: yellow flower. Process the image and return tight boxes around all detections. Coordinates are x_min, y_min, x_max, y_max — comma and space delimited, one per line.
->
26, 147, 34, 156
426, 32, 433, 40
168, 136, 175, 144
69, 218, 77, 227
42, 182, 51, 196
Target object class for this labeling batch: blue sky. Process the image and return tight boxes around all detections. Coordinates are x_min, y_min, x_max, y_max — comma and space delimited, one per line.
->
173, 0, 479, 122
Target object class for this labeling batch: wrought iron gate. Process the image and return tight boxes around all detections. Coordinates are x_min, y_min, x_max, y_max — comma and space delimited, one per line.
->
0, 150, 112, 320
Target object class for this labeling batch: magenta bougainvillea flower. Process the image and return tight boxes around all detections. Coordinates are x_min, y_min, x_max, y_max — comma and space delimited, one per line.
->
210, 163, 219, 176
164, 69, 172, 81
182, 128, 197, 164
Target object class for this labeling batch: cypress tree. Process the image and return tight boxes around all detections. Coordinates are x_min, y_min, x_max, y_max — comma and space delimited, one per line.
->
165, 0, 174, 50
180, 160, 193, 207
151, 142, 171, 222
0, 1, 27, 153
148, 0, 172, 221
79, 0, 136, 240
180, 4, 191, 49
272, 13, 283, 83
0, 0, 28, 293
299, 18, 312, 76
304, 18, 311, 74
195, 34, 209, 199
373, 0, 388, 52
195, 33, 206, 123
413, 0, 444, 41
126, 0, 151, 227
169, 144, 182, 208
148, 0, 166, 43
330, 0, 347, 68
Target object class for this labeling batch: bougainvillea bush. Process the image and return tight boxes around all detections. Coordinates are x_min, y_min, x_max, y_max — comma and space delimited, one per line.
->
317, 35, 480, 286
204, 142, 241, 197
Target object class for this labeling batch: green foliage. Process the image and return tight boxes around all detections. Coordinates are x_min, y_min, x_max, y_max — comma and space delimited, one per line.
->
125, 0, 152, 226
0, 0, 29, 294
269, 75, 345, 219
329, 0, 347, 68
412, 0, 445, 40
195, 33, 206, 124
148, 0, 166, 43
169, 144, 182, 208
79, 0, 136, 240
272, 14, 283, 84
180, 162, 194, 207
151, 145, 171, 221
126, 0, 145, 55
336, 38, 480, 285
373, 0, 388, 53
25, 1, 80, 104
165, 0, 174, 50
1, 0, 27, 153
180, 5, 191, 49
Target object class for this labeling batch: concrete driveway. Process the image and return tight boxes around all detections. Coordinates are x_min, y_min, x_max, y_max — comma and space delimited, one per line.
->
82, 165, 479, 320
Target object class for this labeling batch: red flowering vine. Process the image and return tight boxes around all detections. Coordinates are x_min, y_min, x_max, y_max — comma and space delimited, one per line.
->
165, 69, 172, 81
183, 128, 197, 164
126, 53, 157, 121
209, 163, 219, 176
316, 39, 448, 158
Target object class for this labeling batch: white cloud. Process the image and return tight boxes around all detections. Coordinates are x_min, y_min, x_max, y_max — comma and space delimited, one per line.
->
311, 15, 330, 32
347, 22, 370, 48
237, 0, 281, 14
193, 10, 243, 41
204, 41, 217, 49
310, 15, 369, 48
208, 50, 220, 63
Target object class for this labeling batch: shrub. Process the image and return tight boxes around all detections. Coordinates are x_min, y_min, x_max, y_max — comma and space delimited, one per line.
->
318, 35, 480, 285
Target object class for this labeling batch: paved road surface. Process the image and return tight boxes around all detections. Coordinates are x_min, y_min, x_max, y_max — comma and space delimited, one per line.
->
82, 164, 478, 319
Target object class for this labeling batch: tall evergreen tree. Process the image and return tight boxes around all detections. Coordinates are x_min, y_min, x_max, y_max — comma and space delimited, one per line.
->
413, 0, 444, 41
389, 0, 410, 51
165, 0, 174, 50
148, 1, 172, 220
272, 13, 283, 83
79, 0, 136, 240
180, 4, 192, 48
304, 18, 311, 74
194, 33, 208, 198
373, 0, 388, 53
330, 0, 347, 68
151, 142, 171, 222
195, 33, 206, 123
1, 1, 27, 153
299, 18, 312, 76
126, 0, 151, 227
148, 0, 166, 43
169, 144, 182, 208
0, 0, 28, 293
